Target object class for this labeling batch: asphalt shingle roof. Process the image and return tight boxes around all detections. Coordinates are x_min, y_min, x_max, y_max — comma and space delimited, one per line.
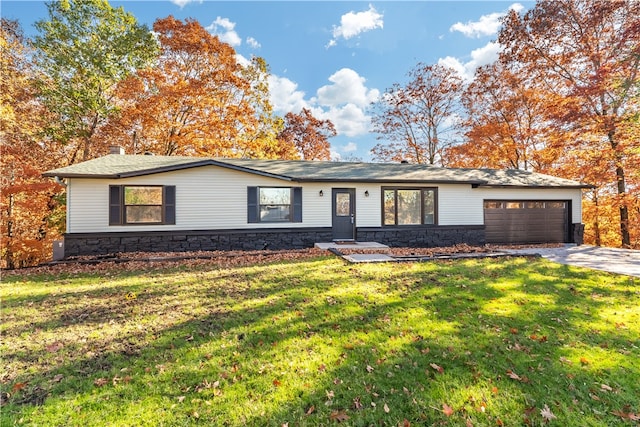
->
43, 155, 591, 188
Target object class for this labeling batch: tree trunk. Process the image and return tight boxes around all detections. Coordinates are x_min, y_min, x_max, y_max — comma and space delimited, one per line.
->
609, 131, 631, 247
615, 164, 631, 248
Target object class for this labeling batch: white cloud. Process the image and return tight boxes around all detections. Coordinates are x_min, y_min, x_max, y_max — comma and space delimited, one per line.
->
268, 68, 378, 138
327, 4, 383, 48
246, 37, 261, 49
205, 17, 242, 47
316, 68, 379, 108
438, 41, 501, 81
267, 75, 309, 114
169, 0, 202, 8
449, 3, 524, 38
314, 103, 371, 138
342, 142, 358, 152
312, 68, 379, 137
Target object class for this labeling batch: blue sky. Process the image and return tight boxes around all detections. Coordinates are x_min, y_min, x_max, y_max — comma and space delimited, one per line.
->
2, 1, 533, 161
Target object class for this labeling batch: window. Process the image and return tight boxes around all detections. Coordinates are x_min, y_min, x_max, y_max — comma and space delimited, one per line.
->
109, 185, 175, 225
125, 186, 163, 223
247, 187, 302, 223
260, 187, 291, 222
383, 187, 437, 226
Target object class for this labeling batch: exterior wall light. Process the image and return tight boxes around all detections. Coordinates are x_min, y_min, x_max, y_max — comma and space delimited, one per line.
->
319, 190, 324, 197
364, 190, 369, 197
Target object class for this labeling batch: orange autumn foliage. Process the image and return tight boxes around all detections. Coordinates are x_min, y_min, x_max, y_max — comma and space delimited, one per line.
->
1, 19, 65, 268
99, 16, 292, 159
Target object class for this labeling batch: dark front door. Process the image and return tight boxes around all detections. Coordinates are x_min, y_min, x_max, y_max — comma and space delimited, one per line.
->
332, 188, 355, 240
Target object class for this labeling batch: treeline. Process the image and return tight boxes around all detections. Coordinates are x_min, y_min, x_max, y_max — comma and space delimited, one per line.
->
1, 0, 335, 268
1, 0, 638, 268
369, 0, 639, 249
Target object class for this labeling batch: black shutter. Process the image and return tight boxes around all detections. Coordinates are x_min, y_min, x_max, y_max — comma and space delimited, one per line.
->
109, 185, 122, 225
164, 186, 176, 224
247, 187, 258, 223
292, 187, 302, 222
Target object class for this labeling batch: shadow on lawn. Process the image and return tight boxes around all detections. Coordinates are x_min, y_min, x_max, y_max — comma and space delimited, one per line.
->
2, 257, 639, 425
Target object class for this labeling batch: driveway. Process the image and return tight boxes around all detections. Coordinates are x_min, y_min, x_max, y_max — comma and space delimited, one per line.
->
503, 244, 640, 278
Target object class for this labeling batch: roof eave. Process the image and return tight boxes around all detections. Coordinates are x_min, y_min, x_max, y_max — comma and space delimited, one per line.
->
42, 172, 119, 179
476, 184, 593, 189
293, 178, 487, 185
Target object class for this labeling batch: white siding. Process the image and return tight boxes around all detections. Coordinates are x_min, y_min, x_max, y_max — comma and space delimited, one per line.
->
66, 166, 583, 233
439, 185, 583, 225
68, 167, 385, 233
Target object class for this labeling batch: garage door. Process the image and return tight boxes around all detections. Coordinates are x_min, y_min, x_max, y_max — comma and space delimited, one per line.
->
484, 201, 568, 244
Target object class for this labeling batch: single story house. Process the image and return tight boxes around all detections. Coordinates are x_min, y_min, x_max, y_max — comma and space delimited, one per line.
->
43, 148, 591, 258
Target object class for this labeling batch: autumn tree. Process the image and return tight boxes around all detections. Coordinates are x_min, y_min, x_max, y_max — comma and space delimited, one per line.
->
371, 63, 463, 165
33, 0, 158, 163
448, 60, 555, 171
1, 19, 64, 268
499, 0, 640, 247
103, 16, 288, 159
277, 108, 335, 160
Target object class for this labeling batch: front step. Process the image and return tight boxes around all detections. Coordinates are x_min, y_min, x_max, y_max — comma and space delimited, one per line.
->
314, 241, 390, 251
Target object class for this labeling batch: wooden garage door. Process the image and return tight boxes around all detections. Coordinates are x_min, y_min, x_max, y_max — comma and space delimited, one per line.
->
484, 201, 568, 244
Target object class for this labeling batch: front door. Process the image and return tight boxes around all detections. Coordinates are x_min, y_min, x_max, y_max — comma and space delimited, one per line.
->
332, 188, 355, 240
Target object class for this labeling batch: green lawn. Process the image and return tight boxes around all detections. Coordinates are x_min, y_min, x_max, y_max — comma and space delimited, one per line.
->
1, 254, 639, 426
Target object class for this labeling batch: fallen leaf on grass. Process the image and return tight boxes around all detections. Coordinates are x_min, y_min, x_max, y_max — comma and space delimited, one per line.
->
329, 410, 350, 422
305, 405, 315, 415
11, 383, 26, 393
600, 383, 613, 392
384, 403, 390, 413
52, 374, 64, 383
366, 365, 374, 373
612, 405, 640, 421
352, 397, 363, 410
273, 379, 281, 387
93, 378, 108, 387
46, 342, 64, 353
506, 370, 521, 380
430, 363, 444, 374
540, 404, 556, 422
580, 357, 590, 365
442, 403, 454, 416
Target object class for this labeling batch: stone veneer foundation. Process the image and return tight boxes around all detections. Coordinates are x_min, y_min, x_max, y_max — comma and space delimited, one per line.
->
61, 225, 486, 258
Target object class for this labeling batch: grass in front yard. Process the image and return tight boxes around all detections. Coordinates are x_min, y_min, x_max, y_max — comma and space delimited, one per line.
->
1, 255, 639, 426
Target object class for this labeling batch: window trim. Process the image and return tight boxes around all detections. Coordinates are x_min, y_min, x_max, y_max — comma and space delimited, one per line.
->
382, 186, 438, 227
247, 186, 302, 223
109, 185, 175, 226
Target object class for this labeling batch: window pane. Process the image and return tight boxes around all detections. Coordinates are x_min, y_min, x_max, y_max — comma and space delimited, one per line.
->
484, 201, 502, 209
126, 206, 162, 223
397, 190, 420, 225
547, 202, 566, 209
125, 187, 162, 205
335, 193, 350, 216
506, 202, 523, 209
384, 190, 395, 225
260, 205, 290, 221
423, 189, 435, 224
260, 188, 290, 204
526, 202, 545, 209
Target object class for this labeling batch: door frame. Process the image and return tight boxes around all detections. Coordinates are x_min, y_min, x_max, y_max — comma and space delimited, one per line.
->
331, 188, 356, 241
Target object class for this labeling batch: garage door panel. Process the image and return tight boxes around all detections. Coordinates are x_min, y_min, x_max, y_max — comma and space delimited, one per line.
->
484, 200, 568, 244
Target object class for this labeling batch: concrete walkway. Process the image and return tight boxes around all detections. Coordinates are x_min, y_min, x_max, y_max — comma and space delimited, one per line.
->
503, 244, 640, 278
